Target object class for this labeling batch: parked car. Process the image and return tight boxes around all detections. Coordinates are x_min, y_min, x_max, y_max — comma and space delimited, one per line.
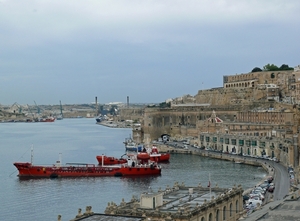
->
254, 187, 266, 194
248, 197, 262, 207
259, 183, 270, 191
268, 185, 275, 192
267, 176, 274, 183
249, 192, 264, 201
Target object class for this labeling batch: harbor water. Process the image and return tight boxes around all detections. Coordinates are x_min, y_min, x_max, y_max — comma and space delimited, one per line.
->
0, 118, 267, 221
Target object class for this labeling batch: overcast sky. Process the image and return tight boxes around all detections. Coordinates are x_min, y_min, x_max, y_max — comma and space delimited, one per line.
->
0, 0, 299, 105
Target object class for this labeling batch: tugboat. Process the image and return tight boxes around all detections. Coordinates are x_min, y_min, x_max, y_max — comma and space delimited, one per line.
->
96, 146, 170, 165
136, 146, 170, 162
13, 151, 161, 178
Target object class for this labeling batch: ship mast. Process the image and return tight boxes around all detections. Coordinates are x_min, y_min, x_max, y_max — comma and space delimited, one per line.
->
31, 144, 34, 165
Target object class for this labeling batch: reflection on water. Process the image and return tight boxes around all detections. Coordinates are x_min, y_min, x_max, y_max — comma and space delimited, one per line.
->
1, 118, 267, 221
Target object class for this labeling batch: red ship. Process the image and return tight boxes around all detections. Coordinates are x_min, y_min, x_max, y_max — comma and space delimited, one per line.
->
13, 154, 161, 178
144, 146, 170, 162
96, 146, 170, 165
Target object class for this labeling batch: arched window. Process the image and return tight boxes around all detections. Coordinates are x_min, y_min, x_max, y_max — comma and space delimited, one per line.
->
223, 206, 226, 220
201, 217, 205, 221
230, 203, 232, 216
216, 209, 220, 221
236, 200, 239, 213
208, 213, 212, 221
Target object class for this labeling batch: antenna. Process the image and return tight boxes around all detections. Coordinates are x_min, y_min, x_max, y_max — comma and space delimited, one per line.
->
31, 144, 34, 165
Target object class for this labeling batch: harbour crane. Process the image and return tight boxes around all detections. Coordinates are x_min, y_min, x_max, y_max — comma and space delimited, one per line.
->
34, 101, 41, 114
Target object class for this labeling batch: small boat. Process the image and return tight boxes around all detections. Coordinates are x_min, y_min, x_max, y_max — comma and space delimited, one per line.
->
138, 146, 170, 162
96, 117, 102, 123
124, 137, 143, 152
39, 117, 55, 122
56, 115, 63, 120
95, 155, 127, 165
13, 152, 161, 178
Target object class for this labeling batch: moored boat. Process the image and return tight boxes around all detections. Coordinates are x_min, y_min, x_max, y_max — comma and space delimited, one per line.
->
124, 137, 143, 152
95, 155, 127, 165
138, 145, 170, 162
13, 153, 161, 178
39, 117, 55, 122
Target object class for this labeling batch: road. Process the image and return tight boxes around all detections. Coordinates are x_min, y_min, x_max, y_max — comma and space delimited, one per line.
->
164, 141, 290, 201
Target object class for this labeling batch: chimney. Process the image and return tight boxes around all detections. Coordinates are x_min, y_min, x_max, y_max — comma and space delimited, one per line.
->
95, 97, 98, 116
127, 96, 129, 107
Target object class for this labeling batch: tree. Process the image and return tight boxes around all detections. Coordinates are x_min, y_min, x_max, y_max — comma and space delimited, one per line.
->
251, 67, 262, 72
279, 64, 293, 70
159, 102, 171, 108
263, 64, 279, 71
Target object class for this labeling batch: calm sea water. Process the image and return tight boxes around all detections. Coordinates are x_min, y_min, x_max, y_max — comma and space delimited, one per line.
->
0, 118, 266, 221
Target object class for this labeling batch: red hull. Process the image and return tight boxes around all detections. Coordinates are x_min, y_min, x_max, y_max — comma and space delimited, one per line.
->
149, 153, 170, 162
13, 162, 161, 178
137, 153, 170, 162
96, 156, 127, 165
39, 118, 55, 122
96, 152, 170, 165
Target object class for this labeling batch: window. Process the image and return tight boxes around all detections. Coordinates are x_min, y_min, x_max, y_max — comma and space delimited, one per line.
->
208, 213, 212, 221
231, 139, 236, 145
230, 203, 232, 217
223, 206, 226, 220
246, 140, 251, 146
259, 142, 265, 148
251, 140, 257, 146
225, 138, 229, 144
200, 135, 204, 141
216, 210, 220, 221
239, 140, 244, 146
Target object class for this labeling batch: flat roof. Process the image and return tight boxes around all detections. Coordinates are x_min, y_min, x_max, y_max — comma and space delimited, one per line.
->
71, 213, 143, 221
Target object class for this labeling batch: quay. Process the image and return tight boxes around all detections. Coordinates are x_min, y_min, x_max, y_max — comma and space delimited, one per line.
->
60, 145, 299, 221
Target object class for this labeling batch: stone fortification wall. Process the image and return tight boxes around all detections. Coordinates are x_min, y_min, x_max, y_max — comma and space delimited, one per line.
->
142, 106, 240, 141
195, 87, 268, 106
118, 107, 144, 122
224, 70, 294, 85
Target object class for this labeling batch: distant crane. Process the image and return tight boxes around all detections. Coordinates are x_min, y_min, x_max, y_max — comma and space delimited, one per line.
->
26, 104, 34, 117
60, 100, 63, 117
56, 100, 64, 120
11, 102, 22, 114
34, 101, 41, 114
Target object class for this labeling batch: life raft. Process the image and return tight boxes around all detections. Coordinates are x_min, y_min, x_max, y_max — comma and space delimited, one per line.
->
137, 152, 150, 160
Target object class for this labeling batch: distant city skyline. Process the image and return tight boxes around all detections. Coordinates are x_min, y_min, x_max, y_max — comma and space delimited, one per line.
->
1, 0, 299, 105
